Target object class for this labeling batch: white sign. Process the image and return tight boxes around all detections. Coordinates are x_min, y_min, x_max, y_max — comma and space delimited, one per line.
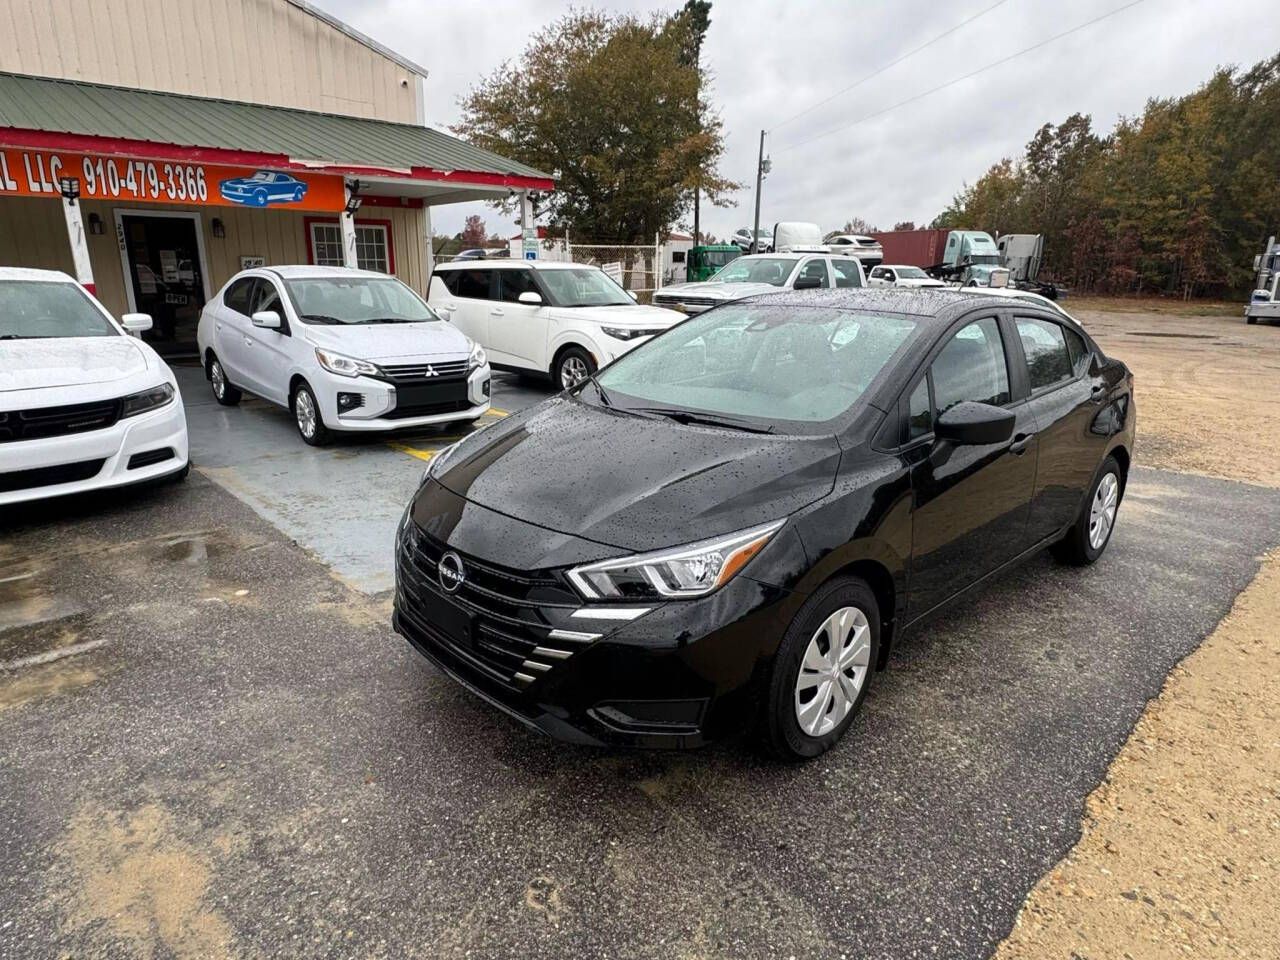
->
602, 262, 623, 284
240, 256, 265, 269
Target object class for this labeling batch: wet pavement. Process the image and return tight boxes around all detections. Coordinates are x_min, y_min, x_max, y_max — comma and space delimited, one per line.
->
2, 460, 1278, 959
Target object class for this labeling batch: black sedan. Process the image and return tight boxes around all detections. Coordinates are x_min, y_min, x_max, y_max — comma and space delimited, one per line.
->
393, 289, 1134, 760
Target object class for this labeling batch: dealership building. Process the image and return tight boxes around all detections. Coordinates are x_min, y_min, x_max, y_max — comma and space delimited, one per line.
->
0, 0, 553, 356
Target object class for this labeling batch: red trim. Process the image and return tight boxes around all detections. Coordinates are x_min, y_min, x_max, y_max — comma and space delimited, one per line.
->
303, 216, 396, 275
0, 127, 556, 191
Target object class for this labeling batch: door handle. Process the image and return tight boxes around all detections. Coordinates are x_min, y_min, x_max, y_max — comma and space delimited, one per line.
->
490, 308, 504, 317
215, 322, 222, 331
1009, 432, 1035, 455
244, 336, 253, 346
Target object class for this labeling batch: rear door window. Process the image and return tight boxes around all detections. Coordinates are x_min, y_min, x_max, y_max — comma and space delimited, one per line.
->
831, 259, 863, 288
796, 258, 830, 288
1015, 316, 1074, 391
451, 269, 494, 300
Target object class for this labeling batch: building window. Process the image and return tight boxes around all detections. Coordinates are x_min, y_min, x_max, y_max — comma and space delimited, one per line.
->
306, 219, 394, 273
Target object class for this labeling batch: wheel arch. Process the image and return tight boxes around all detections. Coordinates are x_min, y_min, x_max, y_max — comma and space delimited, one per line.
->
548, 339, 599, 379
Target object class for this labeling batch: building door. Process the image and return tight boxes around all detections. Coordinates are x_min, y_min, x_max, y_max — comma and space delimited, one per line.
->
118, 212, 207, 356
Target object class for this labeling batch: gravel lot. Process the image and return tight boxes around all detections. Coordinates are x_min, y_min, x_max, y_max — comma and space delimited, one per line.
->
1, 300, 1277, 959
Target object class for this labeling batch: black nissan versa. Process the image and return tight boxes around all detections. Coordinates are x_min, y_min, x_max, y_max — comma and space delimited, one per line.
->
393, 288, 1134, 759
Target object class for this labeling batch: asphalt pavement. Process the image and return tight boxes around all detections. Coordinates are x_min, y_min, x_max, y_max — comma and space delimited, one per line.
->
2, 399, 1279, 957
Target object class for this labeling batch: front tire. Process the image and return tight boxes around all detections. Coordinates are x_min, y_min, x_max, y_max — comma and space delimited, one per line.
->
553, 346, 595, 390
762, 576, 879, 761
208, 356, 242, 406
1052, 455, 1122, 565
291, 381, 331, 446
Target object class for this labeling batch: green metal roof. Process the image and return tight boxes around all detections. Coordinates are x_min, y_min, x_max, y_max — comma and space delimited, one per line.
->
0, 72, 552, 183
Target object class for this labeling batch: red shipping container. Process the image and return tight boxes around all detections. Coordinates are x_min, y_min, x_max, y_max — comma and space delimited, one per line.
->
869, 229, 953, 269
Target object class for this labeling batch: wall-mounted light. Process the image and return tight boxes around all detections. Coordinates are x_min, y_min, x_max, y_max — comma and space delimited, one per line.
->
344, 180, 363, 217
87, 213, 104, 235
211, 218, 226, 238
59, 176, 81, 203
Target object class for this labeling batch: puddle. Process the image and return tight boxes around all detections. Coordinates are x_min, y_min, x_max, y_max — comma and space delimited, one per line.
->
0, 569, 85, 635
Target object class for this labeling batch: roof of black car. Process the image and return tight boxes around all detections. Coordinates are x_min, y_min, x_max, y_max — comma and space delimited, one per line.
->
738, 287, 1015, 320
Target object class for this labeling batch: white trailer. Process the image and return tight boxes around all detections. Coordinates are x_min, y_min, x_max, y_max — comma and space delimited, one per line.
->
1246, 235, 1280, 324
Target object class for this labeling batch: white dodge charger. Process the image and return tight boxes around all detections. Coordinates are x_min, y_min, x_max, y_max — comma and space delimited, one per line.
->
0, 268, 189, 506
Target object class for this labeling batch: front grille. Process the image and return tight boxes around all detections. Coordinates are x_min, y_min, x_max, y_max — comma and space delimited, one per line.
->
396, 522, 592, 689
0, 398, 121, 444
384, 399, 473, 420
0, 458, 105, 493
380, 359, 469, 383
654, 295, 716, 308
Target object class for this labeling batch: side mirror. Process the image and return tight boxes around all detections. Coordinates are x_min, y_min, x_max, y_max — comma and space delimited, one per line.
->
935, 401, 1015, 446
120, 313, 152, 333
627, 290, 639, 301
793, 276, 822, 290
251, 310, 282, 329
517, 291, 543, 305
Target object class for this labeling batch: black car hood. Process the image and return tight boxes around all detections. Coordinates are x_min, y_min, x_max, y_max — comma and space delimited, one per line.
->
434, 396, 841, 552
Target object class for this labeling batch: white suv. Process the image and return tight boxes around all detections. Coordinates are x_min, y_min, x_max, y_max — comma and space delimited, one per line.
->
428, 259, 685, 389
196, 266, 490, 445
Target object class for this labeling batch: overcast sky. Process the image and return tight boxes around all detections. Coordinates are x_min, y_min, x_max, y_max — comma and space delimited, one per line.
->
323, 0, 1279, 241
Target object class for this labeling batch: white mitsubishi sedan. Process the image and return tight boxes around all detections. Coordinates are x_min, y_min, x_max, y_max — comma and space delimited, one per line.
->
196, 266, 490, 445
0, 268, 189, 506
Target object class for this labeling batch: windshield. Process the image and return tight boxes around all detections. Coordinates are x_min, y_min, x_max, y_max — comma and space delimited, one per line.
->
0, 281, 118, 340
538, 267, 633, 307
709, 257, 799, 286
284, 277, 440, 324
896, 266, 928, 279
594, 302, 918, 430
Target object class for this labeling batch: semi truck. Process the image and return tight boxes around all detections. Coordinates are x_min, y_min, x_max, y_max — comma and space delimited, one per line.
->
1246, 235, 1280, 324
870, 228, 1010, 288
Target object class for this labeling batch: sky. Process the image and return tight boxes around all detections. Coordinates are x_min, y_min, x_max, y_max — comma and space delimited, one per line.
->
322, 0, 1280, 242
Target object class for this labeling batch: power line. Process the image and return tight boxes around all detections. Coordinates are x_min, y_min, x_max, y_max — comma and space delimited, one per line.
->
776, 0, 1146, 155
771, 0, 1011, 134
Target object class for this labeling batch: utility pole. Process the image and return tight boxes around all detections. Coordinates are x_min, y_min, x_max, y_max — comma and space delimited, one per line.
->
751, 129, 767, 254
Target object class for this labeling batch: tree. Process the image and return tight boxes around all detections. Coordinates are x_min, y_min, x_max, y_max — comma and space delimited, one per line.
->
892, 221, 916, 231
460, 214, 487, 248
832, 217, 878, 237
455, 9, 739, 244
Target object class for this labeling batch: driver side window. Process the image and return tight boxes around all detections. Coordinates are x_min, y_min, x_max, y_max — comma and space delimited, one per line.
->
253, 280, 289, 334
931, 317, 1010, 415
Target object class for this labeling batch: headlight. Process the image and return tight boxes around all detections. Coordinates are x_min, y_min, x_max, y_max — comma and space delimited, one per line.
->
567, 520, 785, 600
468, 340, 488, 370
423, 440, 461, 483
315, 347, 380, 378
601, 326, 664, 341
120, 382, 175, 418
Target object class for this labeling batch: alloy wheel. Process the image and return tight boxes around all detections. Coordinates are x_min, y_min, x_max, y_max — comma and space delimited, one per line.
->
295, 389, 317, 439
211, 361, 225, 400
1089, 471, 1119, 549
560, 355, 589, 389
794, 606, 871, 737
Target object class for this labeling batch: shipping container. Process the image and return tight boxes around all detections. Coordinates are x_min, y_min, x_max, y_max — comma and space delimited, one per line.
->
869, 228, 953, 268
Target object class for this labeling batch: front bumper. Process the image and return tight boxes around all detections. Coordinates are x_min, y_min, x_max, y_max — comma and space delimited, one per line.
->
318, 364, 492, 431
392, 508, 801, 748
0, 393, 189, 506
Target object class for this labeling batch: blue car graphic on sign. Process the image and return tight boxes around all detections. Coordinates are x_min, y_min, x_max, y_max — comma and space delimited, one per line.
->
218, 171, 308, 207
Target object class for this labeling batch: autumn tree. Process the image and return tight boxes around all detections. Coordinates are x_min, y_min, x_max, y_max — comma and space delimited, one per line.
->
455, 9, 739, 244
460, 214, 487, 248
892, 221, 916, 231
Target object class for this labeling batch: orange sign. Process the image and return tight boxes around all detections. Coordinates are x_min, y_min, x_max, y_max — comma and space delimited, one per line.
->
0, 148, 345, 212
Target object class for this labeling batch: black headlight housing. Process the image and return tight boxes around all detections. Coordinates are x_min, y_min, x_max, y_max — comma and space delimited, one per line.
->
120, 382, 175, 419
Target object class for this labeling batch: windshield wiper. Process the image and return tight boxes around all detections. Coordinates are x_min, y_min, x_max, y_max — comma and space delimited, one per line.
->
631, 407, 774, 433
584, 372, 611, 406
358, 317, 421, 324
299, 313, 342, 324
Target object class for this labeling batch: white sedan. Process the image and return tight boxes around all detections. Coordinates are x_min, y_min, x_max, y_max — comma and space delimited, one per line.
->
867, 265, 947, 288
0, 268, 189, 506
197, 266, 491, 445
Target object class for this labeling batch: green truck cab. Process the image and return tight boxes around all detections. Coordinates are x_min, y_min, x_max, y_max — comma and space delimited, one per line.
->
685, 245, 741, 282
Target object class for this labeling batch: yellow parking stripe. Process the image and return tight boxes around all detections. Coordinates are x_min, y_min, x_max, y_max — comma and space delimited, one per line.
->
384, 408, 509, 461
488, 407, 510, 417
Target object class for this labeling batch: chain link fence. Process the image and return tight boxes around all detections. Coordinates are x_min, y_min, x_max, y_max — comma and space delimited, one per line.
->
565, 244, 664, 303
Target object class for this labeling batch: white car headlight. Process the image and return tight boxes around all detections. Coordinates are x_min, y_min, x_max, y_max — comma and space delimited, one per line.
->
567, 520, 785, 600
468, 340, 488, 370
120, 382, 175, 418
600, 326, 665, 341
315, 347, 380, 378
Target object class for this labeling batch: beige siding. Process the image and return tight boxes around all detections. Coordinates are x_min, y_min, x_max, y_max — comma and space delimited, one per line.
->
0, 0, 421, 122
0, 195, 426, 319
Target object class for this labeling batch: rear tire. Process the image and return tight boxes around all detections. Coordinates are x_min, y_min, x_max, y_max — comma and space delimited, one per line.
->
208, 356, 242, 406
762, 576, 879, 761
1246, 315, 1257, 325
1052, 455, 1122, 565
291, 381, 332, 446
